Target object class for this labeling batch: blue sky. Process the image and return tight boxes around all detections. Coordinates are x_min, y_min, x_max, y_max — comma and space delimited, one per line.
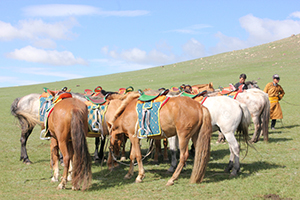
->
1, 0, 300, 88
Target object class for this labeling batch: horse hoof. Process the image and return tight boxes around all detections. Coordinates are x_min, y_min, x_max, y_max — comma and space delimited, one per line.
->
124, 174, 132, 180
135, 178, 143, 183
72, 186, 80, 191
51, 177, 59, 182
120, 157, 126, 161
23, 159, 32, 165
166, 180, 174, 186
57, 183, 65, 190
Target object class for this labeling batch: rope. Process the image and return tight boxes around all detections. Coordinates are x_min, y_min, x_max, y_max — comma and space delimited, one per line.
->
281, 99, 300, 106
108, 136, 155, 168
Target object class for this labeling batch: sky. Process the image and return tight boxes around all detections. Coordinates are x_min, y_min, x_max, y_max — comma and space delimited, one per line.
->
1, 0, 300, 88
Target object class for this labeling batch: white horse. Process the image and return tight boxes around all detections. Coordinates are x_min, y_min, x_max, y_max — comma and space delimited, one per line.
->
215, 83, 270, 143
167, 95, 251, 176
234, 88, 270, 143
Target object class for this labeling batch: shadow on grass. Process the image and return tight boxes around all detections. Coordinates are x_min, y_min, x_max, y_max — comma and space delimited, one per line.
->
87, 142, 285, 191
204, 161, 285, 183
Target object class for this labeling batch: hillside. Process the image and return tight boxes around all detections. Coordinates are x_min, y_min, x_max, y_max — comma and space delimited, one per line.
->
1, 34, 300, 199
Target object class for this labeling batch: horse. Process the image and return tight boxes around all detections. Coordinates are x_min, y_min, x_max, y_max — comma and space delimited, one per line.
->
211, 86, 270, 143
167, 95, 252, 176
109, 92, 212, 186
10, 88, 124, 165
143, 84, 214, 164
47, 97, 92, 190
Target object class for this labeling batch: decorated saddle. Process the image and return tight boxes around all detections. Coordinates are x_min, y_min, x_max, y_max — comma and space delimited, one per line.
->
136, 89, 170, 139
39, 87, 72, 139
218, 84, 245, 99
84, 95, 109, 138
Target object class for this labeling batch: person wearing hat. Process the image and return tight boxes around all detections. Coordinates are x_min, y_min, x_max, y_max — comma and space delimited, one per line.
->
263, 74, 285, 129
234, 73, 248, 91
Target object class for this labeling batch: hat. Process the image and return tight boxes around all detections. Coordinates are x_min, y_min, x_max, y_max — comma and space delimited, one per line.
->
273, 74, 280, 79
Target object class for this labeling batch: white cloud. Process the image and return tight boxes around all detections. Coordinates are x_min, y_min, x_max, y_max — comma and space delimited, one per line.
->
239, 14, 300, 44
182, 38, 206, 58
6, 46, 88, 66
211, 13, 300, 55
166, 24, 212, 34
23, 4, 149, 17
0, 18, 78, 41
289, 11, 300, 19
102, 47, 176, 66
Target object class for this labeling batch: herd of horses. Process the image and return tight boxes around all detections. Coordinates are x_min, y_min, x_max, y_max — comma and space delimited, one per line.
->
10, 81, 270, 190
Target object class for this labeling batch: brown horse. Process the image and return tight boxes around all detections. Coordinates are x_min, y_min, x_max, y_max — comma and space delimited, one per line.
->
110, 92, 212, 186
48, 97, 92, 190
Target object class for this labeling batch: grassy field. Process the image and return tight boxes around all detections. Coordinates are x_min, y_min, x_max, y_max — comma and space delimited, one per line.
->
1, 35, 300, 199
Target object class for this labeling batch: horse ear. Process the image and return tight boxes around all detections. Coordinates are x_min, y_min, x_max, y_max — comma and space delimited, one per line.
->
209, 82, 213, 87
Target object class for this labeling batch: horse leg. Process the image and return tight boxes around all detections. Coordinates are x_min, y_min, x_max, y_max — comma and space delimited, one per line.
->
163, 138, 169, 161
98, 136, 106, 162
20, 127, 33, 164
94, 137, 100, 162
153, 139, 161, 164
250, 116, 261, 143
57, 141, 71, 190
120, 133, 127, 161
167, 136, 189, 186
125, 136, 145, 183
50, 138, 60, 182
224, 133, 240, 176
167, 136, 178, 173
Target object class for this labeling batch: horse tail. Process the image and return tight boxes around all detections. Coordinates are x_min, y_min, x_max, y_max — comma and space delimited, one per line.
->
261, 94, 270, 141
11, 97, 40, 131
71, 107, 92, 191
112, 92, 140, 122
237, 103, 251, 148
190, 106, 211, 183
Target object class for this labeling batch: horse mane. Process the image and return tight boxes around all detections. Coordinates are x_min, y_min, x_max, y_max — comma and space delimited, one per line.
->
245, 80, 260, 89
112, 92, 140, 122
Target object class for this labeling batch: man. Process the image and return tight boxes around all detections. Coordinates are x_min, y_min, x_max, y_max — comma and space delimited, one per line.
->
234, 73, 248, 90
263, 74, 285, 130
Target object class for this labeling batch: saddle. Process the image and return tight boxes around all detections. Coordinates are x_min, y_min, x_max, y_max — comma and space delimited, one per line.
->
219, 84, 245, 95
181, 90, 207, 99
84, 86, 103, 97
85, 94, 108, 105
138, 89, 169, 102
136, 89, 170, 138
118, 86, 134, 94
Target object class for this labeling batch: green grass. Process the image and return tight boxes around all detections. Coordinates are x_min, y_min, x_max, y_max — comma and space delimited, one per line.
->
1, 34, 300, 199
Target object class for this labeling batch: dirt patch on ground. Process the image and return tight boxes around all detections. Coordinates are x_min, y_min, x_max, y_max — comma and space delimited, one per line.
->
264, 194, 292, 200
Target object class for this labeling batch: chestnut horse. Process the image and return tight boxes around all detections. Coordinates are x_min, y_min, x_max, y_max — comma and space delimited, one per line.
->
48, 97, 92, 190
110, 92, 212, 186
10, 89, 125, 167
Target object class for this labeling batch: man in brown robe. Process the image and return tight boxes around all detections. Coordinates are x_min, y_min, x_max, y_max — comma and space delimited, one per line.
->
263, 74, 285, 129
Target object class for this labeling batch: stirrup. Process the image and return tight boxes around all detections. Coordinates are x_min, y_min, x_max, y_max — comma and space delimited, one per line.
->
40, 129, 50, 140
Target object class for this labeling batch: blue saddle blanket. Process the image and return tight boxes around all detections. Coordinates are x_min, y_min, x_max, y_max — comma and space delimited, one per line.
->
136, 101, 163, 139
39, 96, 53, 123
87, 104, 108, 135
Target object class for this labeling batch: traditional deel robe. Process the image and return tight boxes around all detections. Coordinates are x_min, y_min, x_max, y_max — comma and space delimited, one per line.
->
264, 82, 285, 119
